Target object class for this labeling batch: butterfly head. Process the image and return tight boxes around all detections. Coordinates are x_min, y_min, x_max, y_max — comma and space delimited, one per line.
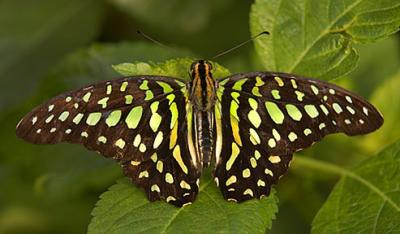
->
189, 60, 216, 111
190, 60, 213, 79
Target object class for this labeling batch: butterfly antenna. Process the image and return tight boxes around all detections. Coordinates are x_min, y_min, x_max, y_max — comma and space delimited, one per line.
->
137, 30, 169, 48
212, 31, 270, 59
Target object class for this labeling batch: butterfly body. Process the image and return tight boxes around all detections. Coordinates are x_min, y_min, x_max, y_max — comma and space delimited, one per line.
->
16, 60, 383, 206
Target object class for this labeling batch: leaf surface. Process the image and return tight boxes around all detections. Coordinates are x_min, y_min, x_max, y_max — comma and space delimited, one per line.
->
250, 0, 400, 79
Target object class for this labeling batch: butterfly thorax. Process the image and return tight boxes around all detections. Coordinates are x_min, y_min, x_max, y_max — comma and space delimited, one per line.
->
188, 60, 217, 168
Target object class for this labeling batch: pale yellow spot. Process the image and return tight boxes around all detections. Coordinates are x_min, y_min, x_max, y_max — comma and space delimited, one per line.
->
254, 150, 261, 160
225, 175, 237, 186
346, 106, 355, 115
248, 110, 261, 128
86, 112, 102, 126
151, 184, 160, 192
291, 79, 298, 89
149, 113, 162, 132
131, 161, 141, 166
139, 80, 148, 90
48, 105, 54, 112
50, 128, 56, 133
271, 90, 280, 99
265, 168, 273, 176
74, 103, 79, 109
82, 92, 91, 102
242, 168, 251, 178
139, 143, 146, 152
173, 145, 188, 174
286, 104, 302, 121
125, 95, 133, 104
319, 123, 326, 129
120, 81, 128, 92
169, 102, 178, 129
311, 85, 319, 95
150, 154, 157, 163
363, 107, 369, 116
250, 157, 257, 168
65, 129, 72, 134
226, 142, 240, 171
65, 96, 72, 102
230, 114, 242, 146
106, 85, 112, 95
125, 106, 143, 129
268, 138, 276, 148
156, 161, 163, 173
31, 116, 38, 125
249, 128, 261, 145
180, 180, 191, 190
288, 132, 297, 142
133, 134, 141, 147
272, 128, 281, 141
304, 105, 319, 118
329, 89, 335, 94
265, 102, 284, 124
45, 114, 54, 123
157, 81, 174, 93
304, 128, 312, 136
269, 155, 281, 163
97, 97, 109, 109
139, 171, 149, 178
255, 76, 264, 86
165, 173, 174, 184
252, 86, 262, 97
295, 90, 305, 101
345, 119, 351, 125
153, 131, 163, 149
166, 196, 176, 202
333, 103, 343, 114
145, 90, 154, 100
105, 110, 122, 127
345, 96, 353, 103
115, 138, 126, 149
58, 111, 69, 122
169, 121, 178, 149
243, 189, 253, 197
257, 179, 266, 187
81, 131, 88, 138
274, 76, 284, 87
320, 104, 329, 115
232, 79, 247, 91
98, 136, 107, 144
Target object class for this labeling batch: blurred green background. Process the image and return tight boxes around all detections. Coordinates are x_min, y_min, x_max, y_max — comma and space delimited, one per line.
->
0, 0, 399, 233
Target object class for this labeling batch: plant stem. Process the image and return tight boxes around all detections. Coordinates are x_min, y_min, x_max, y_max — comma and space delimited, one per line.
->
292, 156, 350, 176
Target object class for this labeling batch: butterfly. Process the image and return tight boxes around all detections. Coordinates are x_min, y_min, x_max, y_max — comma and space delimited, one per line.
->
16, 60, 383, 206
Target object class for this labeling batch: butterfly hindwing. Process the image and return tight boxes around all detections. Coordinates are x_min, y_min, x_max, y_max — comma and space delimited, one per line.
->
16, 75, 201, 206
214, 72, 383, 202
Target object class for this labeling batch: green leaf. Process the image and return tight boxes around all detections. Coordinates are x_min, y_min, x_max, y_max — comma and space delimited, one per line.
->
112, 58, 231, 80
89, 59, 277, 233
311, 140, 400, 233
361, 71, 400, 152
89, 172, 278, 234
250, 0, 400, 80
0, 0, 104, 111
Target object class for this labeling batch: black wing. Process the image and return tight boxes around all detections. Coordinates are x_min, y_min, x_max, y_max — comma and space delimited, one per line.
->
16, 76, 200, 206
213, 72, 383, 202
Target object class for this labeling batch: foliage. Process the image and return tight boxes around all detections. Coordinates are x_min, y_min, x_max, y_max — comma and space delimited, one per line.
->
312, 140, 400, 233
0, 0, 399, 233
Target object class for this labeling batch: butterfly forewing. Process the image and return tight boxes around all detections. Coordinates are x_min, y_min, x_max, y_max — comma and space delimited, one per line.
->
16, 75, 201, 206
214, 72, 383, 202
